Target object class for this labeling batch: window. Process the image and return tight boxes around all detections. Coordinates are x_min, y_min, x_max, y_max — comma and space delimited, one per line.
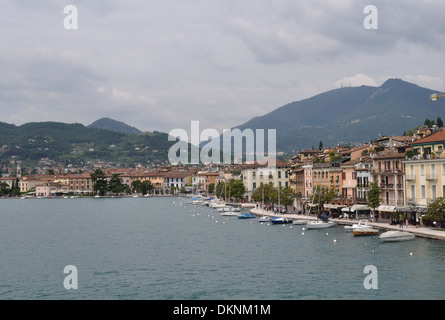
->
432, 185, 437, 200
410, 185, 415, 202
278, 171, 281, 178
253, 182, 256, 190
421, 185, 426, 199
420, 165, 425, 176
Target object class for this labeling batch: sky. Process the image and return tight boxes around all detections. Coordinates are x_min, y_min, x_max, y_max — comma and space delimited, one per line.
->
1, 0, 445, 135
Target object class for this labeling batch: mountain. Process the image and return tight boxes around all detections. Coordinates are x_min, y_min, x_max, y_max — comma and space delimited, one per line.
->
87, 117, 142, 134
233, 78, 445, 152
0, 121, 174, 166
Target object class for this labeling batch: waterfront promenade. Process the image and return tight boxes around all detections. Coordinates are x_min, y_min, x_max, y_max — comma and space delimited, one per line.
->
249, 208, 445, 240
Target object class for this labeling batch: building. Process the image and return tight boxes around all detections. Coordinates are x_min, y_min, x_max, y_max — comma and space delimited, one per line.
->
239, 159, 291, 201
372, 150, 406, 220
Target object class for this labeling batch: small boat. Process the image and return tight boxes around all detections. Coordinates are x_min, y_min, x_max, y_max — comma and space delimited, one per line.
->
352, 227, 379, 236
217, 206, 241, 212
292, 220, 307, 225
345, 219, 370, 232
220, 211, 239, 216
237, 213, 256, 219
258, 216, 271, 222
306, 220, 336, 229
270, 217, 293, 224
379, 231, 415, 242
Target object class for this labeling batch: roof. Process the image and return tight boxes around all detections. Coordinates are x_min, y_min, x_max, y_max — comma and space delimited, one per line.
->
411, 128, 445, 145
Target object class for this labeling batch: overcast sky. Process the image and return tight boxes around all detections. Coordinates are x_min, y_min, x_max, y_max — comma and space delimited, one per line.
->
1, 0, 445, 134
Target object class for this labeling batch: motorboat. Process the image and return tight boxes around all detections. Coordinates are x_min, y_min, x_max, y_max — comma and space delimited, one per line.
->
258, 216, 271, 222
344, 219, 370, 232
379, 230, 415, 242
270, 217, 293, 224
220, 211, 239, 216
217, 206, 241, 212
306, 220, 336, 229
237, 213, 256, 219
292, 220, 308, 225
352, 227, 379, 236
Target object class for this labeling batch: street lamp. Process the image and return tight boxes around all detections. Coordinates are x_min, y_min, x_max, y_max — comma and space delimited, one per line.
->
431, 93, 445, 102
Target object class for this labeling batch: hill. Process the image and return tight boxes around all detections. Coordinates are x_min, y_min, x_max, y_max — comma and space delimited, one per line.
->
0, 121, 174, 166
233, 78, 445, 152
87, 117, 142, 134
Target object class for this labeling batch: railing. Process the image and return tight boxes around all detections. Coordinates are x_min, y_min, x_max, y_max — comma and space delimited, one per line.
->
426, 174, 437, 180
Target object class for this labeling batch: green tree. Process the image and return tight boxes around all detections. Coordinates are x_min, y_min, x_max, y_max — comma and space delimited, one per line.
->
251, 183, 276, 204
108, 173, 127, 195
91, 169, 108, 196
131, 180, 142, 193
275, 186, 294, 206
141, 180, 153, 195
208, 183, 215, 194
437, 117, 444, 128
227, 179, 245, 200
366, 181, 381, 216
425, 197, 445, 228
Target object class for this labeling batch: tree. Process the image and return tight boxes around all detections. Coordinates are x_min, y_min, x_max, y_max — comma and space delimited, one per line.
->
425, 197, 445, 228
227, 179, 245, 200
251, 184, 276, 204
108, 173, 128, 195
91, 169, 108, 196
437, 117, 444, 128
367, 181, 381, 217
319, 140, 323, 151
275, 186, 294, 206
141, 180, 153, 195
131, 180, 142, 193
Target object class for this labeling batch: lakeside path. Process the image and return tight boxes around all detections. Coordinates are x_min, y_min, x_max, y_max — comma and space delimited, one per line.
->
249, 208, 445, 241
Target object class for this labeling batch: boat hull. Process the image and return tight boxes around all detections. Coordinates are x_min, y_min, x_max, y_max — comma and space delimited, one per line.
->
270, 217, 293, 224
352, 228, 379, 236
237, 213, 256, 219
306, 221, 336, 229
379, 231, 415, 242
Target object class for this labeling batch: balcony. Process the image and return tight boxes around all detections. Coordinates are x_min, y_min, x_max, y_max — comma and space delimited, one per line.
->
405, 175, 415, 181
426, 174, 437, 181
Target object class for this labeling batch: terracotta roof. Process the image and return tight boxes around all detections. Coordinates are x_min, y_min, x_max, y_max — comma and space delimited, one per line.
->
411, 129, 445, 145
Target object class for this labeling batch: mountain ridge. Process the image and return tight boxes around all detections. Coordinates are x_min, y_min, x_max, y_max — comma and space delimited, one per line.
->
233, 78, 445, 152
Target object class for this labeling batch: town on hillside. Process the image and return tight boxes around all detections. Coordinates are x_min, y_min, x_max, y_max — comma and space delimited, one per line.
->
1, 123, 445, 227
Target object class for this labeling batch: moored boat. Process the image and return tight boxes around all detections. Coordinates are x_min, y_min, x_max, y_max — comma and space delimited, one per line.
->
270, 217, 293, 224
352, 227, 379, 236
306, 220, 336, 229
344, 219, 370, 232
237, 213, 256, 219
258, 216, 271, 222
379, 230, 415, 242
292, 220, 307, 225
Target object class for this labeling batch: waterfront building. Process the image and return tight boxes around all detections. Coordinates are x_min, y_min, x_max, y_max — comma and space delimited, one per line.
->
239, 159, 291, 201
163, 167, 198, 194
193, 171, 220, 194
372, 150, 406, 220
403, 129, 445, 221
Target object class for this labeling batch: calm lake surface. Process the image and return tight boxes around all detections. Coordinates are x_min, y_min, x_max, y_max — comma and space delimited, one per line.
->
0, 196, 444, 300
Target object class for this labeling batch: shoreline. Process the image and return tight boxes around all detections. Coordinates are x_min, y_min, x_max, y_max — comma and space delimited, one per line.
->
249, 208, 445, 241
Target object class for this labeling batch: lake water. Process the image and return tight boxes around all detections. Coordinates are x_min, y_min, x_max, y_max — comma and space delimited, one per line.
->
0, 196, 444, 300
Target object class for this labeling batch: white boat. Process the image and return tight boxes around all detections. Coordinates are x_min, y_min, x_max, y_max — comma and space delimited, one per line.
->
292, 220, 307, 225
352, 227, 379, 236
306, 220, 336, 229
379, 230, 415, 242
220, 211, 239, 216
258, 216, 270, 222
344, 219, 370, 232
217, 206, 241, 212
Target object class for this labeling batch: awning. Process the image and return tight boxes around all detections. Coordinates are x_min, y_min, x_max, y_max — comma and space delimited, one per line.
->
341, 204, 370, 212
377, 205, 396, 212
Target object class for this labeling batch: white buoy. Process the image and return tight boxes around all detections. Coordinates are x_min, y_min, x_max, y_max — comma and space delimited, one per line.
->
333, 239, 337, 243
410, 252, 413, 256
